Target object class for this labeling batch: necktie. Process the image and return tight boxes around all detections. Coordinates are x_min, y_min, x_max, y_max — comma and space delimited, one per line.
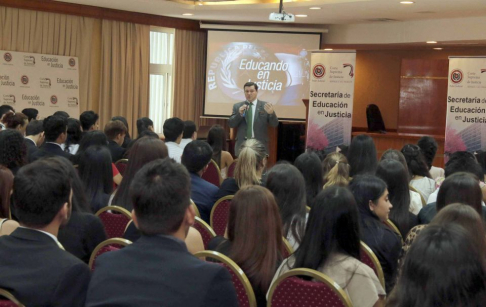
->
246, 103, 253, 139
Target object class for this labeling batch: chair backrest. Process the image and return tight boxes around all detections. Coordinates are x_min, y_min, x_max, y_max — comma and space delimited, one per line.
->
193, 217, 216, 249
202, 159, 223, 187
383, 219, 404, 244
95, 206, 132, 239
305, 206, 311, 214
89, 238, 132, 271
191, 201, 201, 218
195, 250, 257, 307
0, 288, 24, 307
409, 185, 426, 206
115, 159, 129, 176
267, 268, 353, 307
227, 159, 238, 178
282, 237, 294, 258
359, 241, 385, 289
210, 195, 234, 236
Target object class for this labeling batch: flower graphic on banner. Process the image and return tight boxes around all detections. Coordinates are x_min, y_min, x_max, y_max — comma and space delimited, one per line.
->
445, 125, 466, 158
306, 120, 329, 151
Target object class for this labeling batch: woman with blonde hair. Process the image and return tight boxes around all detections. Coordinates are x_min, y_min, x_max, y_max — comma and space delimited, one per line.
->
213, 139, 267, 200
322, 152, 349, 188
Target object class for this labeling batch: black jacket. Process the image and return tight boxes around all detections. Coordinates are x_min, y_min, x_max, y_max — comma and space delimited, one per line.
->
29, 142, 72, 162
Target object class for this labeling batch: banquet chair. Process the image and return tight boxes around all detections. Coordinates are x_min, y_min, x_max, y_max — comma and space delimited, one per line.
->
210, 195, 234, 236
88, 238, 132, 271
202, 159, 223, 187
193, 217, 217, 249
95, 206, 132, 239
360, 241, 385, 289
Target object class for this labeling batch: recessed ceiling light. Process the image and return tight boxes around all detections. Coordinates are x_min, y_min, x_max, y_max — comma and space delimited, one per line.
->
400, 1, 415, 4
324, 48, 333, 51
182, 13, 194, 16
426, 41, 438, 44
295, 14, 308, 17
309, 7, 321, 10
434, 48, 443, 50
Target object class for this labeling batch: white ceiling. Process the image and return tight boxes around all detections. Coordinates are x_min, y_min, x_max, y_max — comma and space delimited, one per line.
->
56, 0, 486, 25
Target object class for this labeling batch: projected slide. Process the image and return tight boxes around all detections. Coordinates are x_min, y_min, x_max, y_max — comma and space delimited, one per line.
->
204, 31, 321, 120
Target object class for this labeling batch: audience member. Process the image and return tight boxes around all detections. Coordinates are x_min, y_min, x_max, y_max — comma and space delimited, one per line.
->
30, 116, 71, 162
112, 116, 132, 148
336, 144, 349, 157
265, 163, 306, 249
61, 118, 82, 155
380, 149, 409, 176
271, 186, 385, 307
104, 120, 127, 162
322, 152, 349, 188
401, 144, 436, 200
180, 120, 197, 150
24, 120, 44, 160
213, 139, 267, 201
294, 152, 323, 207
79, 146, 114, 212
207, 124, 233, 179
80, 110, 99, 132
376, 159, 418, 237
0, 158, 90, 306
21, 108, 39, 122
0, 166, 18, 236
56, 157, 107, 263
181, 140, 219, 223
349, 175, 401, 293
417, 136, 444, 180
0, 104, 14, 130
136, 117, 154, 136
53, 111, 69, 119
163, 117, 185, 163
388, 223, 486, 307
86, 158, 237, 306
476, 151, 486, 180
0, 129, 27, 175
347, 134, 378, 177
4, 112, 28, 135
208, 185, 284, 307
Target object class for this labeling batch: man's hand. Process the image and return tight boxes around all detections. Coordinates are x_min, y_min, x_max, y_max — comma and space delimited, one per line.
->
264, 103, 274, 114
239, 105, 248, 115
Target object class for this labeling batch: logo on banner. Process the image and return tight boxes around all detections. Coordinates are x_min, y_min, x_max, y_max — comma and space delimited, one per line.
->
2, 95, 15, 104
40, 78, 51, 89
20, 75, 29, 85
3, 53, 12, 62
450, 69, 463, 84
50, 95, 58, 105
69, 58, 76, 67
0, 75, 15, 86
68, 97, 79, 107
22, 94, 44, 106
23, 56, 35, 66
313, 64, 326, 79
41, 56, 63, 68
343, 63, 354, 78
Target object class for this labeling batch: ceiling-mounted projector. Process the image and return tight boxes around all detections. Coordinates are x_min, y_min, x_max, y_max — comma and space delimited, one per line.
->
269, 12, 295, 22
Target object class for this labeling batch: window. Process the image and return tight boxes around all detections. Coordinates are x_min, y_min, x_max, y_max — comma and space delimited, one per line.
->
149, 27, 175, 133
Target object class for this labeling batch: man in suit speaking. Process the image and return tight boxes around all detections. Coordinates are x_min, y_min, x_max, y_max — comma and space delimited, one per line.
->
229, 82, 279, 156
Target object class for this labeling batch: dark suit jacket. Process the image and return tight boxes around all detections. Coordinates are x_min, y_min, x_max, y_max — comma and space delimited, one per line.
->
228, 100, 278, 156
107, 140, 126, 163
86, 234, 238, 307
29, 142, 72, 162
23, 138, 38, 161
0, 228, 91, 306
190, 173, 219, 223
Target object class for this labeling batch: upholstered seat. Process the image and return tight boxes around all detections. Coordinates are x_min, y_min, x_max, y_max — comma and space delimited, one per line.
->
0, 288, 24, 307
202, 159, 223, 187
88, 238, 132, 271
193, 217, 216, 249
210, 195, 234, 236
114, 159, 129, 176
359, 241, 385, 289
95, 206, 132, 239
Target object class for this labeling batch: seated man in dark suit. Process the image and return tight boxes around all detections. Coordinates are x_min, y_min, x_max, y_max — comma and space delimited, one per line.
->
86, 159, 237, 307
29, 115, 72, 162
104, 120, 127, 163
0, 158, 91, 306
182, 140, 219, 223
80, 110, 99, 132
23, 119, 44, 160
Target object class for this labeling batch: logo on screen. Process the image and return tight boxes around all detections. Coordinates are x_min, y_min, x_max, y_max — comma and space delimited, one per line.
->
343, 63, 354, 78
450, 69, 463, 84
50, 95, 58, 105
313, 64, 326, 79
4, 53, 12, 62
69, 58, 76, 67
20, 75, 29, 85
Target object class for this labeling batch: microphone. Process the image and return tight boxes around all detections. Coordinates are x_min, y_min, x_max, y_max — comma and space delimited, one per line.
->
242, 101, 250, 117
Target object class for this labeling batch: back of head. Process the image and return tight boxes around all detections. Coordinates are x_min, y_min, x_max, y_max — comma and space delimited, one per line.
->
401, 144, 431, 178
76, 131, 107, 153
348, 175, 387, 222
26, 120, 44, 137
347, 134, 378, 177
13, 158, 71, 228
381, 149, 409, 174
0, 105, 14, 118
181, 140, 212, 174
79, 146, 113, 204
65, 118, 83, 148
235, 139, 267, 188
227, 185, 283, 293
104, 120, 127, 141
112, 116, 130, 134
436, 172, 482, 215
163, 117, 184, 142
476, 151, 486, 176
80, 110, 99, 131
52, 111, 69, 120
4, 112, 27, 129
444, 151, 482, 179
294, 152, 324, 207
207, 124, 225, 152
136, 117, 154, 136
0, 129, 26, 169
322, 152, 349, 188
21, 108, 38, 122
182, 121, 197, 139
54, 156, 90, 213
0, 166, 14, 218
43, 116, 67, 142
130, 158, 190, 235
294, 186, 360, 271
265, 164, 306, 243
417, 136, 438, 169
387, 224, 486, 307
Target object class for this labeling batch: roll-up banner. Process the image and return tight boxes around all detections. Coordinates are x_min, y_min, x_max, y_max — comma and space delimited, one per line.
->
445, 56, 486, 157
0, 50, 80, 119
306, 50, 356, 153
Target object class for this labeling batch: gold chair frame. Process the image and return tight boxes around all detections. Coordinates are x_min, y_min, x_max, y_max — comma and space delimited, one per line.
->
305, 206, 311, 214
204, 159, 223, 186
191, 201, 201, 218
194, 250, 257, 307
210, 195, 234, 231
384, 219, 404, 244
282, 237, 294, 256
267, 268, 353, 307
194, 216, 217, 238
95, 206, 132, 220
0, 288, 25, 306
88, 238, 132, 270
360, 241, 385, 289
123, 220, 133, 235
115, 158, 129, 165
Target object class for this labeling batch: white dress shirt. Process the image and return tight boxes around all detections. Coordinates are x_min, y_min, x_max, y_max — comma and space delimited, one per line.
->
165, 141, 183, 163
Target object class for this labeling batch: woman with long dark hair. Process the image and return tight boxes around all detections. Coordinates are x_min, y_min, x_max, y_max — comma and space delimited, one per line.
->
271, 186, 385, 307
207, 124, 233, 179
61, 118, 82, 154
294, 152, 323, 207
376, 159, 418, 238
347, 134, 378, 177
417, 136, 444, 180
78, 146, 114, 212
0, 166, 18, 236
265, 164, 306, 249
209, 185, 284, 307
401, 144, 436, 200
349, 175, 401, 293
0, 129, 27, 175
